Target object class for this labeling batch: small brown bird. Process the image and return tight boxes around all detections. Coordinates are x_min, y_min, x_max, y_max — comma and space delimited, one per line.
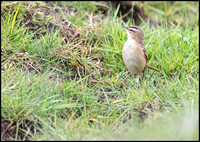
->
122, 25, 160, 86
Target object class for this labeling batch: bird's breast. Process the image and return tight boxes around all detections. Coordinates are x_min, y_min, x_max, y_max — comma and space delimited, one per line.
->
122, 40, 146, 74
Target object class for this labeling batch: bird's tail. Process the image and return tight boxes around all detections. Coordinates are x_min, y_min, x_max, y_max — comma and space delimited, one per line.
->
145, 64, 160, 72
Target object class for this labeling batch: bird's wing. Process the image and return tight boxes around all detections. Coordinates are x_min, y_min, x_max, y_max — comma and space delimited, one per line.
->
141, 45, 148, 63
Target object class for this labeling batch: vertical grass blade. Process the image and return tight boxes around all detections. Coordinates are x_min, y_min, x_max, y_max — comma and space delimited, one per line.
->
10, 1, 21, 34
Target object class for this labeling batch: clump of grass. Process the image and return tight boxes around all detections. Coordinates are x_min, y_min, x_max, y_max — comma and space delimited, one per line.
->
143, 1, 199, 26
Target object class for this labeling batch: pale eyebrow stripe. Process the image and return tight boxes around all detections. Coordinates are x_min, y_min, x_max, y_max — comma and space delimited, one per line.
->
129, 27, 138, 31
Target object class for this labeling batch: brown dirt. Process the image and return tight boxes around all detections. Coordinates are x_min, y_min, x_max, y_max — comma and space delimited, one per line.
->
1, 117, 42, 141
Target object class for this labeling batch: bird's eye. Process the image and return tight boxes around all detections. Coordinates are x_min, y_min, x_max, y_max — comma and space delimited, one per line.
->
129, 28, 138, 32
129, 29, 134, 32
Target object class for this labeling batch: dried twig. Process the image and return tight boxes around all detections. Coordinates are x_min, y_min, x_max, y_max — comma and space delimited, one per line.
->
121, 5, 134, 19
1, 1, 20, 7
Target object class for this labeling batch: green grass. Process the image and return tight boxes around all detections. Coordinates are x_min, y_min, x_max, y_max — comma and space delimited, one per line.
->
1, 1, 199, 140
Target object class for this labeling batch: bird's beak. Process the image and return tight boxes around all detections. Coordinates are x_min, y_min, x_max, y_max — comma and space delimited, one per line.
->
122, 25, 129, 30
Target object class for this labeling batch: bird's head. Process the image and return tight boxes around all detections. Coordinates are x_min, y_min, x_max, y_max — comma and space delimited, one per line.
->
122, 25, 145, 44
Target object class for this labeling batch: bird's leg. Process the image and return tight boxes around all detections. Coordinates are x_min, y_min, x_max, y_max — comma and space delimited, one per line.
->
136, 74, 140, 88
136, 72, 144, 87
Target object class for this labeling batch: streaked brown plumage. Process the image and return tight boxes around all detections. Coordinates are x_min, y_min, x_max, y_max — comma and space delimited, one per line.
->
122, 25, 160, 86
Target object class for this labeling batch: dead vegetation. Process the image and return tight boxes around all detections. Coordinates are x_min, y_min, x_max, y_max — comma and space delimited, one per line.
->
1, 116, 42, 141
1, 1, 107, 80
